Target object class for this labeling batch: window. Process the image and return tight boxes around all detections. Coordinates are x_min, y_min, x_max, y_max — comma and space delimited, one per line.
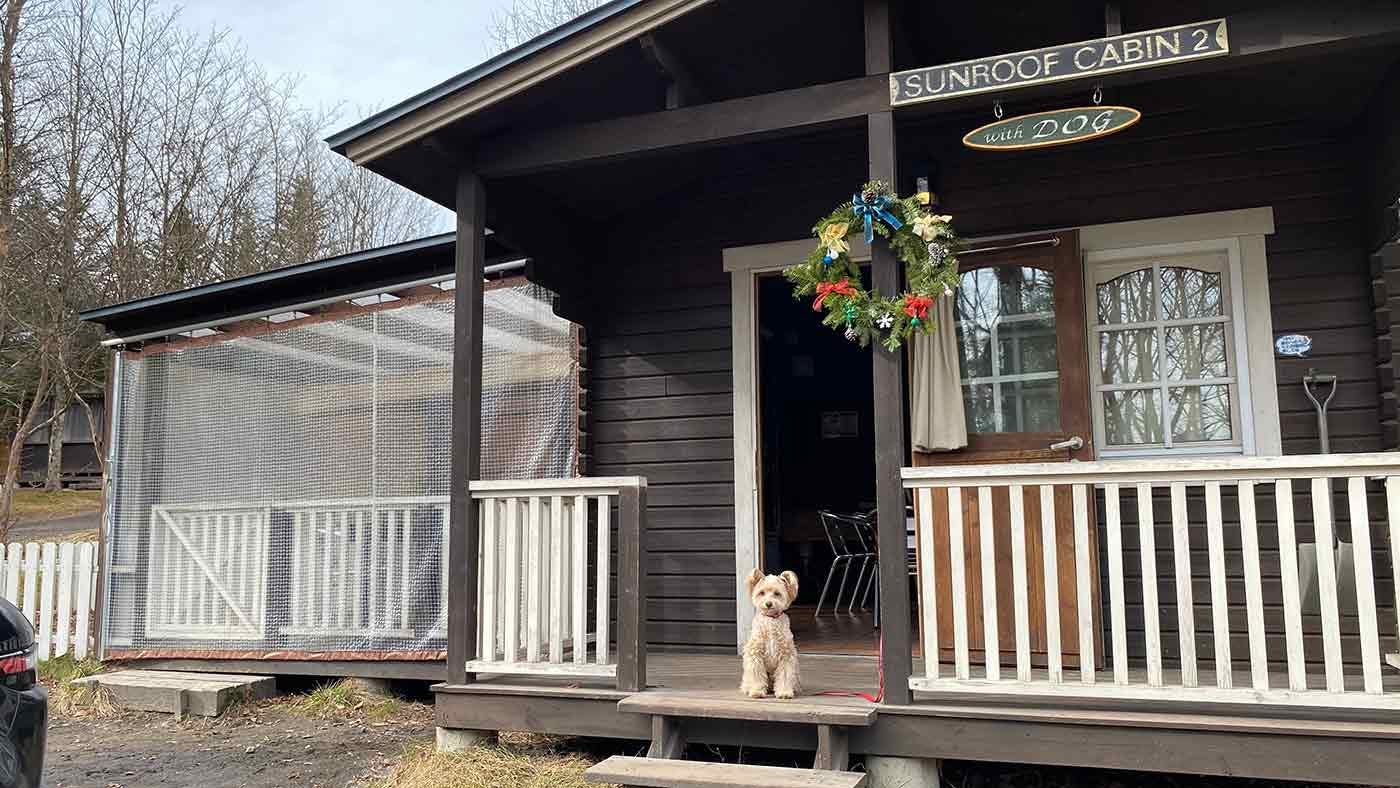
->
1089, 247, 1250, 456
954, 265, 1059, 433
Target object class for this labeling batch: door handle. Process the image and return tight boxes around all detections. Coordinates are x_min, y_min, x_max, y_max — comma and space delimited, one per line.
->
1049, 436, 1084, 451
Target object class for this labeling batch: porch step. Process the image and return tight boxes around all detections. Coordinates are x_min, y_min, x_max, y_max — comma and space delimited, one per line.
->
70, 670, 275, 717
584, 756, 867, 788
618, 690, 877, 726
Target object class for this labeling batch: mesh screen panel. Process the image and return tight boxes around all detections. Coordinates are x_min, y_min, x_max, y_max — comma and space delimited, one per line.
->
102, 282, 578, 659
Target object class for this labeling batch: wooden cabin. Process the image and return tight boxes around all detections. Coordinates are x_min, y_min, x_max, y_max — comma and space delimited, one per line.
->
79, 235, 585, 677
87, 1, 1400, 785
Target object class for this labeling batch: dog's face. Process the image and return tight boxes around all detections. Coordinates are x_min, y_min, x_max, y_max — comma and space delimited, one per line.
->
745, 569, 798, 616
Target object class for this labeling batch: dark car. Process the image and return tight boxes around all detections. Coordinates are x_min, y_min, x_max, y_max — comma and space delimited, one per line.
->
0, 598, 45, 787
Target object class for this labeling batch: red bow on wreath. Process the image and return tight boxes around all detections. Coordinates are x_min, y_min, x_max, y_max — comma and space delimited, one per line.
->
903, 294, 933, 320
813, 279, 858, 311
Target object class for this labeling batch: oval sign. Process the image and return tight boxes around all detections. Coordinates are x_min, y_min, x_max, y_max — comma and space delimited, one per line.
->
1275, 333, 1312, 358
963, 106, 1141, 151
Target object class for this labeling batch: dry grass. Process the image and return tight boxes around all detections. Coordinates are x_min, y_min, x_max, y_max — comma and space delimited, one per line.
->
368, 733, 616, 788
293, 679, 404, 723
41, 653, 117, 718
11, 489, 102, 521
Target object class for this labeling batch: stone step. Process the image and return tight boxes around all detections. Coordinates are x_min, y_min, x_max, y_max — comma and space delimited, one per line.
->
71, 670, 275, 717
618, 690, 877, 727
585, 756, 867, 788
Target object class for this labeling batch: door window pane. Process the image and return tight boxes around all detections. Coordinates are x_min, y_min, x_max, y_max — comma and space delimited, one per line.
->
1160, 267, 1223, 320
1097, 269, 1154, 324
1098, 329, 1157, 384
1103, 389, 1162, 445
954, 265, 1059, 434
999, 317, 1056, 375
1169, 385, 1232, 442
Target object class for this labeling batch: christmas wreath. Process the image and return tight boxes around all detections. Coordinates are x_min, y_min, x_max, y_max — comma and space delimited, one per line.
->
783, 180, 961, 351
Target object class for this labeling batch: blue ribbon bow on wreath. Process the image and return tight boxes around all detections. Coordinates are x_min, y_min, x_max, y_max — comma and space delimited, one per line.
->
852, 191, 903, 244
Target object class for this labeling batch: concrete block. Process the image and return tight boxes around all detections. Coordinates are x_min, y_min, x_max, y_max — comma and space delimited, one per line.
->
436, 726, 497, 752
865, 754, 941, 788
71, 670, 275, 717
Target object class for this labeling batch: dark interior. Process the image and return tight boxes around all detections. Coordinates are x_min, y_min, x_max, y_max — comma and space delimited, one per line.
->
757, 272, 877, 641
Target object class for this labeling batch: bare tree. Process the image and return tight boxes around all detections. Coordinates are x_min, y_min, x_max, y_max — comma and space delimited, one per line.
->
484, 0, 607, 52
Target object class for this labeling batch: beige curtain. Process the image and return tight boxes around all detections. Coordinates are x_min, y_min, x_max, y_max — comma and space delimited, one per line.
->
910, 294, 967, 452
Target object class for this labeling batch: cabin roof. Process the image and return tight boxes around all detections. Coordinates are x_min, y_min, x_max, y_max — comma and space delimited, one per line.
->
79, 232, 521, 341
324, 0, 659, 155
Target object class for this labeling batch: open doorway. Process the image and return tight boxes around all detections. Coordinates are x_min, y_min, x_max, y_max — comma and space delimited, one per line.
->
756, 273, 879, 654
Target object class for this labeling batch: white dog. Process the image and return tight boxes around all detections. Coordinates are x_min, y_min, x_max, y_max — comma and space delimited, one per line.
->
740, 568, 800, 699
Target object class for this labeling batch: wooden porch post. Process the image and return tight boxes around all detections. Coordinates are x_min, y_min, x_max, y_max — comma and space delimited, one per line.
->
448, 170, 486, 685
866, 0, 913, 705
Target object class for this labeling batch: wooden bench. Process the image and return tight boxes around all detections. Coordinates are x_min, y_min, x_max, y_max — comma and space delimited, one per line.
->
584, 756, 867, 787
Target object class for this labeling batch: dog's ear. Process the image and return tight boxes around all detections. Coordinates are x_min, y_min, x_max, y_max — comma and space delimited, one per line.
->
744, 568, 763, 594
779, 570, 799, 601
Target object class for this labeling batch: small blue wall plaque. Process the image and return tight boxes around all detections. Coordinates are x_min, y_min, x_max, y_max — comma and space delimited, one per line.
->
1275, 334, 1312, 357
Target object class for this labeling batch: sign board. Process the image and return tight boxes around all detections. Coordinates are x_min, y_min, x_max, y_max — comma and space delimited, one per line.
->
1275, 334, 1312, 358
890, 19, 1229, 107
963, 106, 1140, 151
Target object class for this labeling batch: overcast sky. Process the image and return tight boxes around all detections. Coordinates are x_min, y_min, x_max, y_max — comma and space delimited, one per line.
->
179, 0, 504, 134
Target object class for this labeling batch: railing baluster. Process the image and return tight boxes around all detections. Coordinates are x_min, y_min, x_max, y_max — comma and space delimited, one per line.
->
1008, 484, 1030, 682
916, 487, 939, 680
947, 487, 970, 680
1310, 477, 1344, 693
504, 497, 521, 663
481, 499, 497, 662
596, 494, 611, 666
1137, 483, 1162, 688
380, 512, 393, 633
368, 510, 381, 631
399, 508, 411, 632
337, 511, 349, 630
1040, 485, 1062, 685
1347, 476, 1382, 694
1276, 479, 1307, 691
1237, 480, 1269, 691
1388, 477, 1400, 657
573, 495, 588, 666
1169, 482, 1197, 688
977, 485, 999, 681
1104, 483, 1128, 685
353, 511, 366, 631
549, 495, 565, 663
1204, 481, 1232, 689
526, 495, 544, 663
1072, 484, 1094, 685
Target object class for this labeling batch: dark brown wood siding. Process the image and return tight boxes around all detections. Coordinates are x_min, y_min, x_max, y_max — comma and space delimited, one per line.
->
587, 136, 866, 649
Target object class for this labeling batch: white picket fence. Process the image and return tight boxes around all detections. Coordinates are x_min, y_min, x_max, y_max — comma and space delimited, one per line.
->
0, 542, 99, 661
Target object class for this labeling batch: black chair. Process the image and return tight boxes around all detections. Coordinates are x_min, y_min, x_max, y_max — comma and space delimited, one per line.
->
814, 510, 874, 617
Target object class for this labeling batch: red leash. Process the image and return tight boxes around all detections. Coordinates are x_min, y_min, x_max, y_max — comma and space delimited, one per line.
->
815, 631, 885, 704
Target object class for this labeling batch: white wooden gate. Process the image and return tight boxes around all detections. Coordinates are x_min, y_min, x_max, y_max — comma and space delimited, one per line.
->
145, 505, 270, 640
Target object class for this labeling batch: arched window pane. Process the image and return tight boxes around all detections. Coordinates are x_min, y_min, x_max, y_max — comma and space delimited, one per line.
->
1096, 268, 1153, 324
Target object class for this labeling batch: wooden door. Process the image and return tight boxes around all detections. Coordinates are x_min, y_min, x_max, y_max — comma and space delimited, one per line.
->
912, 231, 1100, 667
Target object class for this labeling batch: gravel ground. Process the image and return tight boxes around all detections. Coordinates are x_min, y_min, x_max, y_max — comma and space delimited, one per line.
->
42, 702, 433, 788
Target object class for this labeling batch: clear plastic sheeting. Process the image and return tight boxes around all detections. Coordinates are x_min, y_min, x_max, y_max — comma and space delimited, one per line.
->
101, 281, 579, 660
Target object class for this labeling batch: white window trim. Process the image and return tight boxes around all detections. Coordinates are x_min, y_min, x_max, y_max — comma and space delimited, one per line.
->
1080, 208, 1281, 458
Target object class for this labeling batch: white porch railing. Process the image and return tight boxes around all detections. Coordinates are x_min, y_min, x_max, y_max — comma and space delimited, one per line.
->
903, 453, 1400, 712
463, 477, 646, 689
284, 497, 449, 638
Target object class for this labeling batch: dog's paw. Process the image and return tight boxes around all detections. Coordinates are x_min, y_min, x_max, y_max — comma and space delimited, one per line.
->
743, 688, 767, 699
774, 689, 795, 700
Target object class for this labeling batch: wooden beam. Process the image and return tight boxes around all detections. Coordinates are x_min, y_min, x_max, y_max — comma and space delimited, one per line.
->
1104, 3, 1122, 36
448, 170, 487, 685
475, 74, 886, 177
865, 0, 912, 707
639, 33, 703, 109
615, 480, 648, 692
473, 3, 1400, 179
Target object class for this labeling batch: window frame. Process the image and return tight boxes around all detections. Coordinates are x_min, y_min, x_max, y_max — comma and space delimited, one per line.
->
1085, 236, 1261, 459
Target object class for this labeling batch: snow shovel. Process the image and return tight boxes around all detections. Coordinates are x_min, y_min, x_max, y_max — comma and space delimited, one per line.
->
1297, 369, 1357, 616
